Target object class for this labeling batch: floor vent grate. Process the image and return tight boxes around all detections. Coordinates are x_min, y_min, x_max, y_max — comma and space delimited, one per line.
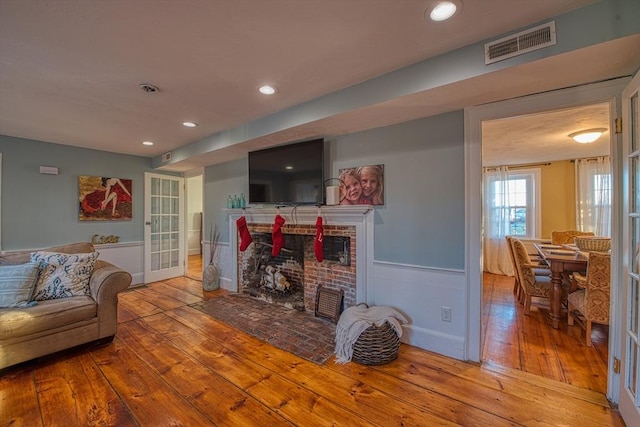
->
485, 21, 556, 65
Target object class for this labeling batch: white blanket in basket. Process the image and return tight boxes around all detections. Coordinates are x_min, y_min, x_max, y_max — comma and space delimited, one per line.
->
334, 304, 408, 364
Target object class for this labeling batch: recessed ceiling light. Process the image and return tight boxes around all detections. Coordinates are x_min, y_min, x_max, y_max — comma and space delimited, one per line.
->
142, 141, 154, 146
259, 85, 277, 95
285, 165, 293, 170
427, 1, 461, 22
182, 121, 198, 127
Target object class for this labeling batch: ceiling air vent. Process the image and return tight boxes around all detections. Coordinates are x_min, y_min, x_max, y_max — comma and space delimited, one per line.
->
162, 152, 172, 162
485, 21, 556, 65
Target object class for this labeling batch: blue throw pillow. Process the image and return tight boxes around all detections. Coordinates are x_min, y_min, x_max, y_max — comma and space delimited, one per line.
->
0, 263, 40, 308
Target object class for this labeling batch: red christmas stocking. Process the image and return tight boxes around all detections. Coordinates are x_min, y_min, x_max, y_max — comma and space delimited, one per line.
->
271, 214, 286, 256
236, 216, 253, 251
314, 216, 324, 262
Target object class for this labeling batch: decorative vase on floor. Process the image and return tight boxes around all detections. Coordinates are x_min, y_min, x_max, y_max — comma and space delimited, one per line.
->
203, 263, 221, 291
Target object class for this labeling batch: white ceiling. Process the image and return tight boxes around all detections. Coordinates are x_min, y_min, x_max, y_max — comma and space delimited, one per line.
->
0, 0, 636, 171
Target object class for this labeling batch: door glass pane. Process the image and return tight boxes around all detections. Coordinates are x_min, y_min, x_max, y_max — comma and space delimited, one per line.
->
634, 158, 640, 212
161, 179, 171, 196
171, 216, 178, 232
632, 279, 639, 335
161, 216, 169, 232
151, 234, 160, 252
629, 337, 638, 398
172, 197, 179, 214
171, 232, 179, 249
171, 180, 179, 196
151, 196, 160, 214
161, 251, 170, 269
634, 218, 640, 275
632, 93, 638, 152
151, 253, 160, 270
151, 177, 160, 195
162, 198, 170, 215
161, 233, 170, 251
171, 250, 179, 267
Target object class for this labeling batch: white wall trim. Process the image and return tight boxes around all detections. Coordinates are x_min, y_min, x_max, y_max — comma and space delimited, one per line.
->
373, 261, 466, 360
94, 241, 144, 286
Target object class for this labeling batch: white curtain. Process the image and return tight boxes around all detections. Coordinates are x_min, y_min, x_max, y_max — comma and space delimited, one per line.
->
575, 156, 611, 237
483, 166, 514, 275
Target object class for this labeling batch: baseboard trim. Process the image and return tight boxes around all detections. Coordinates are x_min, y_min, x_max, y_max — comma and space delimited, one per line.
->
401, 324, 465, 360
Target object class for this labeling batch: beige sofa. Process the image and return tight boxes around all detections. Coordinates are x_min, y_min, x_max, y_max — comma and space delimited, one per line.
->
0, 242, 132, 369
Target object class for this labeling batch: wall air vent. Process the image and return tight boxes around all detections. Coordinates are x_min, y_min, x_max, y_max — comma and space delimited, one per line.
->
485, 21, 556, 65
162, 152, 172, 162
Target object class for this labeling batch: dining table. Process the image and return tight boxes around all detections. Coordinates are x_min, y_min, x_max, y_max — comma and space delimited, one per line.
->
534, 243, 589, 329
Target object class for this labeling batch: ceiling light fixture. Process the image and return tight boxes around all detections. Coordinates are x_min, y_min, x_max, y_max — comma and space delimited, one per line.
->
142, 141, 154, 146
427, 1, 461, 22
182, 121, 198, 127
568, 128, 607, 144
259, 85, 277, 95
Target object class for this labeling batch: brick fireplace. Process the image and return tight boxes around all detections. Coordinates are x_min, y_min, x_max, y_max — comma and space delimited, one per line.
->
226, 206, 374, 312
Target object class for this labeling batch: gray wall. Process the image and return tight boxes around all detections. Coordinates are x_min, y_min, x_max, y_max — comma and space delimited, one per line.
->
205, 111, 465, 270
0, 135, 158, 250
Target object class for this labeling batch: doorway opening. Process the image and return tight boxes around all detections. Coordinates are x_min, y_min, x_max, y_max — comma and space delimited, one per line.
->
185, 173, 203, 281
480, 101, 613, 394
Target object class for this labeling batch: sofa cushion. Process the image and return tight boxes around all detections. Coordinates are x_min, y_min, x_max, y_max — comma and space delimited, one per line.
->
31, 251, 99, 301
0, 263, 40, 308
0, 296, 97, 340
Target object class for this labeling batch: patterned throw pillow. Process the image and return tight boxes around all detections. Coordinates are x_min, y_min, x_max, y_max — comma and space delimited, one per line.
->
30, 251, 99, 301
0, 263, 40, 307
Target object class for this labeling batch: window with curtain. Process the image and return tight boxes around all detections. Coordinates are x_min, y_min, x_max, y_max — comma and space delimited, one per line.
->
483, 167, 541, 274
575, 156, 611, 237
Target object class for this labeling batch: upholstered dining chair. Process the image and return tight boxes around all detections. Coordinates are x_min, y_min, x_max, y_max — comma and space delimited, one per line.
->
505, 236, 549, 304
511, 238, 553, 314
551, 230, 595, 245
568, 251, 611, 346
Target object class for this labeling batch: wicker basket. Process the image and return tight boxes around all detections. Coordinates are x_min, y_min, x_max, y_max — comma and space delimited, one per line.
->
352, 321, 401, 366
574, 236, 611, 252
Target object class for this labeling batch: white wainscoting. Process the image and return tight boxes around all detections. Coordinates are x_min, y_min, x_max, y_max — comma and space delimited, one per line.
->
94, 241, 144, 286
372, 261, 466, 360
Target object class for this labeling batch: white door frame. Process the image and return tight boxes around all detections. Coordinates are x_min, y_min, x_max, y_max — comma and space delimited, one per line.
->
618, 71, 640, 424
465, 77, 630, 403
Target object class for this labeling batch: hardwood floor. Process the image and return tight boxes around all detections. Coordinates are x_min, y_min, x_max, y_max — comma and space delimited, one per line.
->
1, 275, 624, 426
482, 272, 609, 393
186, 253, 203, 280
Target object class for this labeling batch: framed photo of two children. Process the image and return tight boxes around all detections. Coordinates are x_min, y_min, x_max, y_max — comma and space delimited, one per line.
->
338, 164, 384, 206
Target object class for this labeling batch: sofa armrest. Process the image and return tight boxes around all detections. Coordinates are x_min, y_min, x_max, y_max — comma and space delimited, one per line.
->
89, 260, 132, 302
89, 260, 132, 338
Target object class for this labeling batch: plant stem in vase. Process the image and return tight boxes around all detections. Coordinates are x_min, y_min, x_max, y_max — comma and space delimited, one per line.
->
203, 223, 221, 291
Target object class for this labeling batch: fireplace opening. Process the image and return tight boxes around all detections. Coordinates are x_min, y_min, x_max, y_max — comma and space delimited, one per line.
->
237, 231, 352, 311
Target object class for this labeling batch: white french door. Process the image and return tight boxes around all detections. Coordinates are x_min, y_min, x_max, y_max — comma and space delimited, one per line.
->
144, 173, 185, 283
620, 71, 640, 425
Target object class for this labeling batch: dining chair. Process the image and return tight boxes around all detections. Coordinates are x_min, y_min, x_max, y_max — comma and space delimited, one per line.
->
551, 230, 595, 245
567, 251, 611, 346
511, 238, 553, 314
505, 236, 549, 304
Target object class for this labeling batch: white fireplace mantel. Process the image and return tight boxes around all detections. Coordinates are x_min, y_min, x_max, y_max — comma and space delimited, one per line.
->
224, 205, 375, 304
222, 205, 373, 225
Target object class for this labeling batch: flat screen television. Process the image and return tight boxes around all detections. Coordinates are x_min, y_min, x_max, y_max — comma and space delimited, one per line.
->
248, 138, 324, 205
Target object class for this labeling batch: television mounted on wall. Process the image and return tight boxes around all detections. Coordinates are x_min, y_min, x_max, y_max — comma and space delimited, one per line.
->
248, 138, 325, 205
